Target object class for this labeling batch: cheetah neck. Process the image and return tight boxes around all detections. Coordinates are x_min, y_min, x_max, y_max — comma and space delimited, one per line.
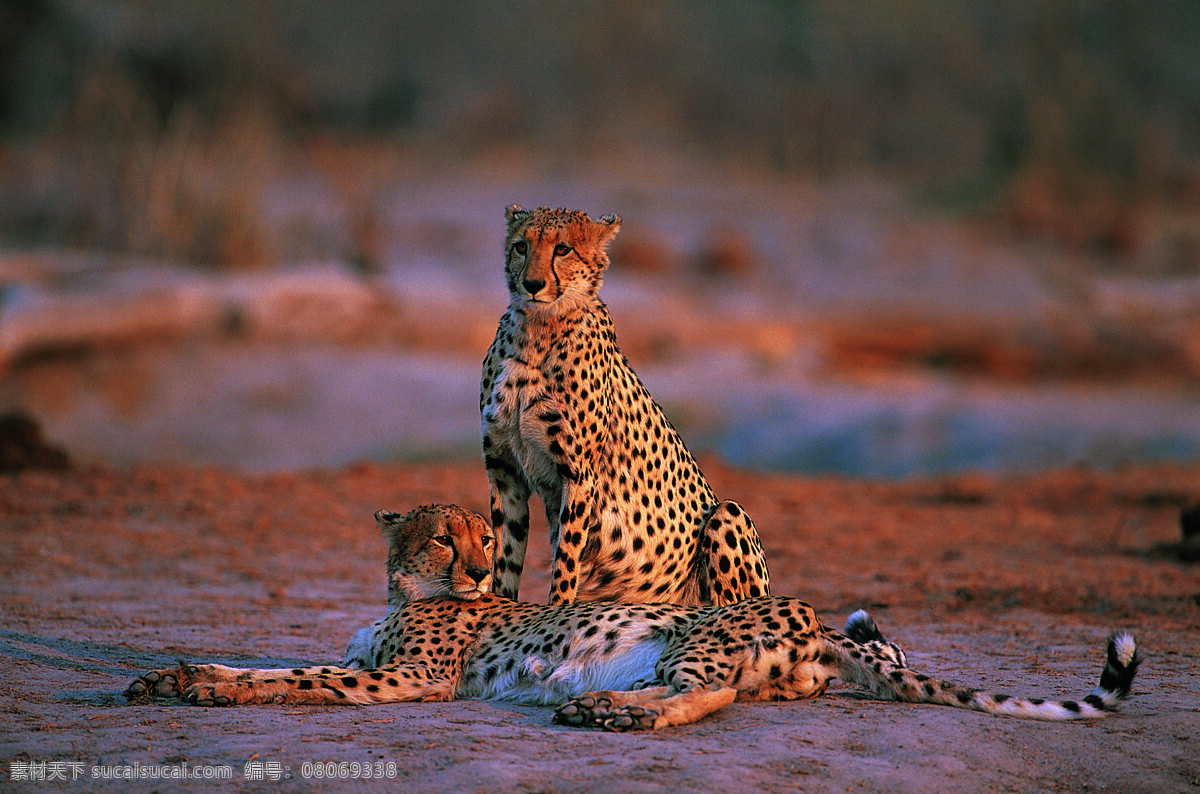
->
507, 297, 610, 354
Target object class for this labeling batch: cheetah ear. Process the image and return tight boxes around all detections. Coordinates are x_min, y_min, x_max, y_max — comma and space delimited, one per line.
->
595, 213, 621, 248
505, 204, 528, 229
374, 509, 406, 538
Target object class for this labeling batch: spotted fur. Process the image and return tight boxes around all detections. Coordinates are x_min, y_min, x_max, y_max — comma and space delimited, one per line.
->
126, 506, 1139, 730
481, 205, 770, 605
343, 505, 494, 668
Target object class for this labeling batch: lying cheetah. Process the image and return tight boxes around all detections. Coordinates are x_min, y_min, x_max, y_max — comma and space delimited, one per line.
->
126, 505, 1140, 730
481, 204, 770, 605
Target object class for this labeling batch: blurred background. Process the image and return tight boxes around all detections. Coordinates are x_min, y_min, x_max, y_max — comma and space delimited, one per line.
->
1, 0, 1198, 476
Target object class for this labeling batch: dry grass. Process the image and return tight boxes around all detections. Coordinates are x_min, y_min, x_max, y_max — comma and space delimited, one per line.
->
1, 1, 1198, 272
7, 55, 283, 268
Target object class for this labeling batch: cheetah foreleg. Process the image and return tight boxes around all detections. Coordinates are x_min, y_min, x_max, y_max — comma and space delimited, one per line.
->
545, 467, 599, 605
487, 468, 532, 600
194, 663, 459, 707
125, 661, 252, 701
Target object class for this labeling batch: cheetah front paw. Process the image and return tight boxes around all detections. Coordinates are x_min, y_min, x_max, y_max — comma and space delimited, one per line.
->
553, 694, 615, 727
183, 683, 234, 707
599, 705, 658, 732
125, 668, 186, 701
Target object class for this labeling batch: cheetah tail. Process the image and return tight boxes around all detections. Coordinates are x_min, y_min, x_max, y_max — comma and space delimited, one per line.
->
842, 610, 882, 642
840, 609, 908, 667
829, 627, 1140, 721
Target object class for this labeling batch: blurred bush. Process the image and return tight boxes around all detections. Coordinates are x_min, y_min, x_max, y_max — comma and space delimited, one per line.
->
0, 0, 1197, 266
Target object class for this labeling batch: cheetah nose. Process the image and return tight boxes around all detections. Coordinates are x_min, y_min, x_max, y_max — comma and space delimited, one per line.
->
523, 278, 545, 297
466, 567, 490, 584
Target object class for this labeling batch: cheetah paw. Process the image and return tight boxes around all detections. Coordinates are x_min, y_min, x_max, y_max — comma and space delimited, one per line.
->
125, 669, 184, 701
553, 694, 615, 727
184, 684, 233, 707
600, 705, 658, 732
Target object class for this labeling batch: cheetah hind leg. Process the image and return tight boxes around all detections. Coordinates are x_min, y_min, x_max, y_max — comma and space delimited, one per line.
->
702, 500, 771, 605
554, 686, 671, 727
554, 685, 737, 731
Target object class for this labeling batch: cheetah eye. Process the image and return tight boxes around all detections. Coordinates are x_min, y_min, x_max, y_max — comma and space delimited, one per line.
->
482, 535, 496, 547
431, 535, 452, 547
512, 241, 528, 256
553, 243, 572, 257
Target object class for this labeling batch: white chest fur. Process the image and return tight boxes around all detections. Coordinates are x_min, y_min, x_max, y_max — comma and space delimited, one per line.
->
484, 356, 563, 492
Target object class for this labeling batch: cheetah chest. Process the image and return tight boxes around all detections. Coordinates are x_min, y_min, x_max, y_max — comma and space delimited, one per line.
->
483, 356, 565, 491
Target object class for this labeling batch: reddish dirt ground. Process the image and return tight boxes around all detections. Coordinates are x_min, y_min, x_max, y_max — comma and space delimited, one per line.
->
2, 459, 1198, 791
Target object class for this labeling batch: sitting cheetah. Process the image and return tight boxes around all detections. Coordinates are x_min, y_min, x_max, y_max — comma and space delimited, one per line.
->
481, 204, 770, 605
126, 505, 1140, 730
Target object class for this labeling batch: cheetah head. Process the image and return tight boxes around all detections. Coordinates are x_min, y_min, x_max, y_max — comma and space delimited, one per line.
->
375, 505, 495, 606
503, 204, 621, 314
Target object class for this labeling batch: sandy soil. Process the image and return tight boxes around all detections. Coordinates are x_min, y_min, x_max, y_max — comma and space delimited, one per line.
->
2, 458, 1197, 792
